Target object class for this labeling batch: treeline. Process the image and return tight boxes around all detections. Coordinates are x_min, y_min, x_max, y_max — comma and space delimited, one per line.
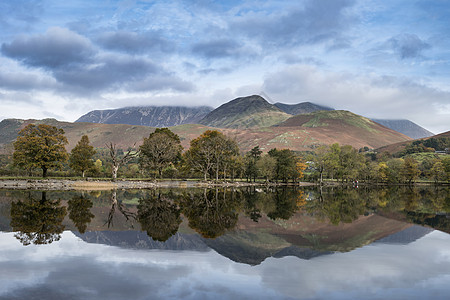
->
2, 124, 305, 182
310, 143, 450, 184
2, 123, 449, 184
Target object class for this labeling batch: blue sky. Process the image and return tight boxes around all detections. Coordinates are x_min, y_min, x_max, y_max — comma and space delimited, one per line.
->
0, 0, 449, 133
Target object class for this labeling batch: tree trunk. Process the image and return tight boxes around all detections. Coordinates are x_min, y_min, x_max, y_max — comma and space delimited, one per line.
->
112, 165, 119, 181
82, 170, 85, 178
42, 167, 47, 178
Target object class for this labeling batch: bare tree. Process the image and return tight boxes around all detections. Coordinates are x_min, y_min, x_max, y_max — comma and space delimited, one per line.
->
107, 143, 139, 181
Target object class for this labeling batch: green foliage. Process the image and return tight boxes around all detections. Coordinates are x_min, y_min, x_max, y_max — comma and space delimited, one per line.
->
268, 148, 300, 182
139, 128, 183, 178
13, 124, 68, 177
396, 137, 450, 156
69, 135, 96, 177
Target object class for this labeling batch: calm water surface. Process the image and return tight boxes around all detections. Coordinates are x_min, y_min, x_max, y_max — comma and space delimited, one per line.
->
0, 186, 449, 300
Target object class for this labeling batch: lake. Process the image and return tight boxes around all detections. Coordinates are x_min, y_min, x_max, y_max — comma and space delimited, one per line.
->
0, 186, 449, 299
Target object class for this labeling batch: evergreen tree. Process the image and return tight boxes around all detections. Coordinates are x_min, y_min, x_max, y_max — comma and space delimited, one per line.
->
69, 135, 96, 177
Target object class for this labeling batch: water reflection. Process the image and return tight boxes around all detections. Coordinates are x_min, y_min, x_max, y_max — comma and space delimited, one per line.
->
67, 194, 94, 234
10, 191, 66, 245
3, 186, 450, 247
138, 191, 182, 242
1, 186, 449, 299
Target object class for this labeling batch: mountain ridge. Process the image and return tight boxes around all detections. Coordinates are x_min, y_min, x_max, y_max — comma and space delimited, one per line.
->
199, 95, 291, 129
76, 105, 213, 127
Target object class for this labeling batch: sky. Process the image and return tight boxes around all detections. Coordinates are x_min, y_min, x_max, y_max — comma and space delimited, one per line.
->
0, 0, 449, 134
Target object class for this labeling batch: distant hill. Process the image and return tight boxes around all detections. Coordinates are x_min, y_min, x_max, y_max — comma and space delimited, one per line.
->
199, 95, 291, 129
376, 130, 450, 154
274, 102, 334, 115
0, 112, 411, 154
75, 106, 213, 127
269, 110, 411, 150
371, 119, 434, 139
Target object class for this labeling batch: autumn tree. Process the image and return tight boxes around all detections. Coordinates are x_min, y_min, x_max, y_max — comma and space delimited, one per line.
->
69, 135, 96, 177
402, 157, 421, 185
183, 130, 239, 181
139, 128, 183, 178
13, 124, 68, 177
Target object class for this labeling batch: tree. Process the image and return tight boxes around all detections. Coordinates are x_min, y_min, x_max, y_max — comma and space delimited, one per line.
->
183, 130, 239, 181
402, 157, 420, 185
245, 146, 262, 182
108, 143, 139, 180
13, 124, 68, 177
256, 154, 276, 183
430, 161, 446, 183
268, 148, 299, 182
139, 128, 183, 178
69, 135, 96, 177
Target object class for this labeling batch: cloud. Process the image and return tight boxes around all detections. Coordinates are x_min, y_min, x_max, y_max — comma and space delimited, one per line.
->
231, 0, 356, 47
1, 27, 95, 69
0, 72, 56, 91
388, 33, 431, 59
262, 64, 450, 133
97, 30, 175, 54
191, 39, 243, 59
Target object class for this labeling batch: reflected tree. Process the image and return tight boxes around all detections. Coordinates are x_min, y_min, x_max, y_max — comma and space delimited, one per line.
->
306, 187, 366, 225
10, 192, 67, 245
105, 190, 136, 228
68, 195, 95, 234
182, 188, 241, 238
266, 188, 299, 220
137, 192, 182, 242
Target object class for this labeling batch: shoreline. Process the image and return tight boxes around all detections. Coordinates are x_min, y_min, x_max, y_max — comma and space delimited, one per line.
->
0, 179, 444, 191
0, 179, 317, 190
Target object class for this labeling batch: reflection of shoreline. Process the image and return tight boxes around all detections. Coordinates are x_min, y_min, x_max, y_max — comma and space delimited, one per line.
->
0, 179, 317, 190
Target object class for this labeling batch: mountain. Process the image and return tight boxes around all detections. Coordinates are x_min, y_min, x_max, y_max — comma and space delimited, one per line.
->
199, 95, 291, 129
269, 110, 411, 150
371, 119, 434, 139
0, 111, 411, 154
75, 106, 213, 127
274, 102, 334, 115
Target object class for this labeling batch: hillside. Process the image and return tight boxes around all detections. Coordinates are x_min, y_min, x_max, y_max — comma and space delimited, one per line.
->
371, 119, 434, 139
199, 95, 291, 129
0, 112, 411, 154
75, 106, 213, 127
274, 102, 334, 115
266, 110, 411, 150
376, 130, 450, 154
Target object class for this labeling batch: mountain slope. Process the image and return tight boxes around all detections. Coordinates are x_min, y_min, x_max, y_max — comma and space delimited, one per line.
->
371, 119, 434, 139
199, 95, 290, 129
76, 106, 213, 127
376, 130, 450, 154
274, 102, 334, 115
0, 113, 411, 154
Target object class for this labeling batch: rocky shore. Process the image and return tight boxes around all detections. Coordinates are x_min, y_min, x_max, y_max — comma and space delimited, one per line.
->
0, 179, 316, 190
